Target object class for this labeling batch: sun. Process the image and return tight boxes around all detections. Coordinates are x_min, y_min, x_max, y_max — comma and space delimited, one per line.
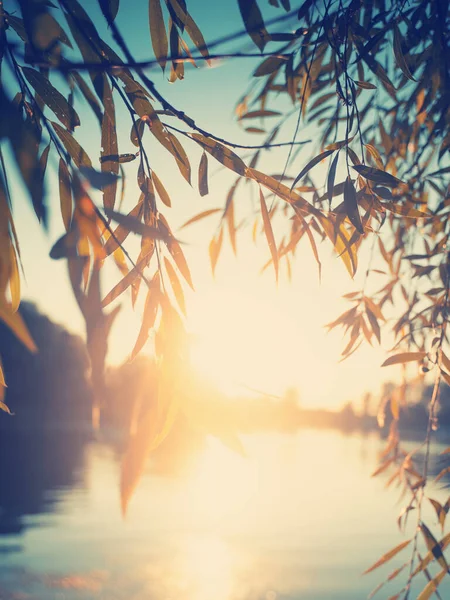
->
187, 279, 302, 399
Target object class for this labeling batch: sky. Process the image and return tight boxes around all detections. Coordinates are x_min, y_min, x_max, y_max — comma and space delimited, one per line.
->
5, 0, 405, 409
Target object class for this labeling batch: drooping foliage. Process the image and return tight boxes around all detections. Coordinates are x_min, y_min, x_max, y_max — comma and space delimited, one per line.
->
0, 0, 449, 595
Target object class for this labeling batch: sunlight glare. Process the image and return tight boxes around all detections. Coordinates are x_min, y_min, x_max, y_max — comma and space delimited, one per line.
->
188, 284, 301, 398
177, 535, 234, 600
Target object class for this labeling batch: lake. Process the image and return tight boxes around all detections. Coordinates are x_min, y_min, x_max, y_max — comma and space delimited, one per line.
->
1, 427, 449, 599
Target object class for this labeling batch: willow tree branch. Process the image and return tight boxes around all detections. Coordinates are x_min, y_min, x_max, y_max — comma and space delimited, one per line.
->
162, 122, 311, 150
24, 51, 294, 72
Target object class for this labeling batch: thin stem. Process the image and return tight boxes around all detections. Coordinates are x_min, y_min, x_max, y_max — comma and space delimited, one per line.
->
163, 122, 311, 150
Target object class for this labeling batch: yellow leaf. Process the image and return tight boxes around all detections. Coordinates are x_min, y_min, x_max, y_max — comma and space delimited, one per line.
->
100, 75, 119, 212
102, 254, 150, 307
152, 171, 172, 208
158, 214, 194, 289
104, 197, 144, 256
0, 399, 12, 414
381, 352, 426, 367
363, 539, 411, 574
0, 300, 37, 353
383, 202, 430, 218
259, 187, 278, 280
0, 359, 5, 387
191, 133, 247, 176
420, 522, 450, 572
412, 532, 450, 576
164, 257, 186, 316
9, 244, 20, 312
131, 272, 160, 360
149, 0, 168, 71
435, 466, 450, 483
209, 228, 223, 275
58, 158, 72, 232
52, 122, 92, 168
416, 569, 447, 600
317, 214, 357, 277
180, 208, 221, 229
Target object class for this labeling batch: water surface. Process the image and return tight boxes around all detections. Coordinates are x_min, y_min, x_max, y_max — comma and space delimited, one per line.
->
1, 428, 449, 599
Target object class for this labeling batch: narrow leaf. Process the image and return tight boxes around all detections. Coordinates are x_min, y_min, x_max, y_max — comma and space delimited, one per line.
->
105, 208, 171, 241
393, 24, 416, 82
164, 257, 186, 315
327, 152, 339, 207
22, 68, 80, 129
344, 176, 364, 234
381, 352, 426, 367
131, 272, 160, 359
152, 171, 172, 208
191, 133, 247, 176
353, 165, 404, 188
149, 0, 168, 71
363, 539, 411, 574
260, 187, 278, 280
58, 159, 72, 232
52, 122, 92, 168
180, 208, 221, 229
291, 149, 334, 189
198, 151, 208, 196
237, 0, 269, 51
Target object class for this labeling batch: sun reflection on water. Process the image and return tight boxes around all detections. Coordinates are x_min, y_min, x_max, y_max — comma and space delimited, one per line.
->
182, 437, 258, 529
176, 535, 234, 600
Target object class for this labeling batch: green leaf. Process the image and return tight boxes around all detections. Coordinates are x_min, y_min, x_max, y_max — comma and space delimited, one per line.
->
22, 67, 80, 130
149, 0, 168, 71
381, 352, 426, 367
291, 149, 334, 189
